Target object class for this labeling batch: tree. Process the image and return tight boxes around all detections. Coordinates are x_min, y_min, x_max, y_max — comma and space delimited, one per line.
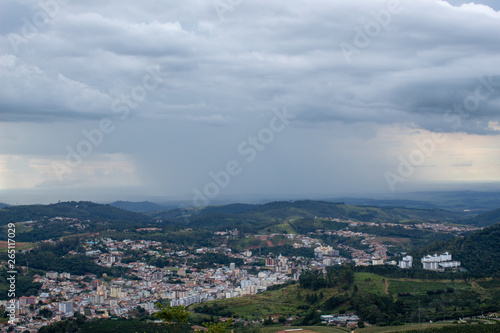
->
199, 316, 233, 333
357, 321, 365, 328
263, 316, 274, 325
154, 302, 189, 333
39, 308, 53, 319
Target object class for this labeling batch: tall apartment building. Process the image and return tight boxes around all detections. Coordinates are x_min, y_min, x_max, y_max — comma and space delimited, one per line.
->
398, 255, 413, 269
59, 301, 74, 316
421, 252, 460, 270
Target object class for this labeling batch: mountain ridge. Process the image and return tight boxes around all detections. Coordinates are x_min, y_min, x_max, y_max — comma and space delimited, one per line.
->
0, 201, 151, 225
109, 200, 169, 213
464, 207, 500, 227
147, 199, 470, 231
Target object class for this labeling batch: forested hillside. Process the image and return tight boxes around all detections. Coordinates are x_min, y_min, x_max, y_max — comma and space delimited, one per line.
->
149, 200, 467, 232
0, 201, 151, 225
414, 223, 500, 277
465, 208, 500, 227
110, 200, 169, 213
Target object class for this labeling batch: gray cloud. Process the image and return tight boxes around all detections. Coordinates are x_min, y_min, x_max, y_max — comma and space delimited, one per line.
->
1, 0, 499, 203
1, 1, 499, 130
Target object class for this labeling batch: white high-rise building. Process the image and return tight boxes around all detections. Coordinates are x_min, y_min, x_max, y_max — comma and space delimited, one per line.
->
153, 271, 165, 281
59, 301, 74, 316
398, 255, 413, 269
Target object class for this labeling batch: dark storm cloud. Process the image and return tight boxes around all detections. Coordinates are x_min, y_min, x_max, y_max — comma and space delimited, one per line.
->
1, 0, 499, 134
1, 0, 499, 203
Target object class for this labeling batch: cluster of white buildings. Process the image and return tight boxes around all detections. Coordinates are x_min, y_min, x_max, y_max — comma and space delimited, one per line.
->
314, 245, 340, 258
169, 267, 290, 307
397, 252, 461, 271
421, 252, 461, 270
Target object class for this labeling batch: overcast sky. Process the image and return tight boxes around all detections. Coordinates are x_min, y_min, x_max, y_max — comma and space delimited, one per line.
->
1, 0, 499, 205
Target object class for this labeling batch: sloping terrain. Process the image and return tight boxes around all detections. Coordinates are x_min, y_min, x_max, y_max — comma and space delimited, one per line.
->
148, 200, 467, 231
0, 201, 151, 225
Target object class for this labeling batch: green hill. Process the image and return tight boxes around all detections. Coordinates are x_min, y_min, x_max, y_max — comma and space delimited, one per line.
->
190, 269, 500, 326
414, 223, 500, 277
110, 200, 169, 213
149, 200, 467, 232
465, 208, 500, 227
0, 201, 151, 225
0, 201, 155, 242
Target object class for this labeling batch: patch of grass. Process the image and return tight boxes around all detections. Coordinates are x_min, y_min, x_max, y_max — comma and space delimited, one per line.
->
231, 236, 263, 250
0, 241, 33, 252
388, 280, 471, 295
371, 237, 412, 251
191, 283, 347, 320
354, 272, 387, 295
191, 284, 306, 320
269, 222, 297, 234
356, 322, 454, 332
476, 279, 500, 289
5, 222, 34, 234
261, 326, 350, 333
260, 322, 458, 333
164, 267, 180, 272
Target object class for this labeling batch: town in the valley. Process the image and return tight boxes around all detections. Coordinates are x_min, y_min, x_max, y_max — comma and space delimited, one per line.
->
1, 217, 478, 332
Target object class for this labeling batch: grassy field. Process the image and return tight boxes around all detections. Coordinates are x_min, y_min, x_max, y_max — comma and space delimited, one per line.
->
357, 322, 455, 332
164, 267, 181, 272
354, 272, 387, 295
192, 272, 499, 328
3, 222, 34, 234
230, 234, 300, 251
260, 322, 456, 333
387, 280, 472, 295
191, 284, 306, 320
191, 273, 492, 319
190, 283, 349, 320
371, 237, 412, 251
476, 279, 500, 289
264, 221, 298, 234
0, 240, 33, 252
261, 326, 350, 333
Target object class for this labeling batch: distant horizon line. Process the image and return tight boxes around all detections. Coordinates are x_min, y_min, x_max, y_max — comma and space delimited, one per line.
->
2, 187, 500, 207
